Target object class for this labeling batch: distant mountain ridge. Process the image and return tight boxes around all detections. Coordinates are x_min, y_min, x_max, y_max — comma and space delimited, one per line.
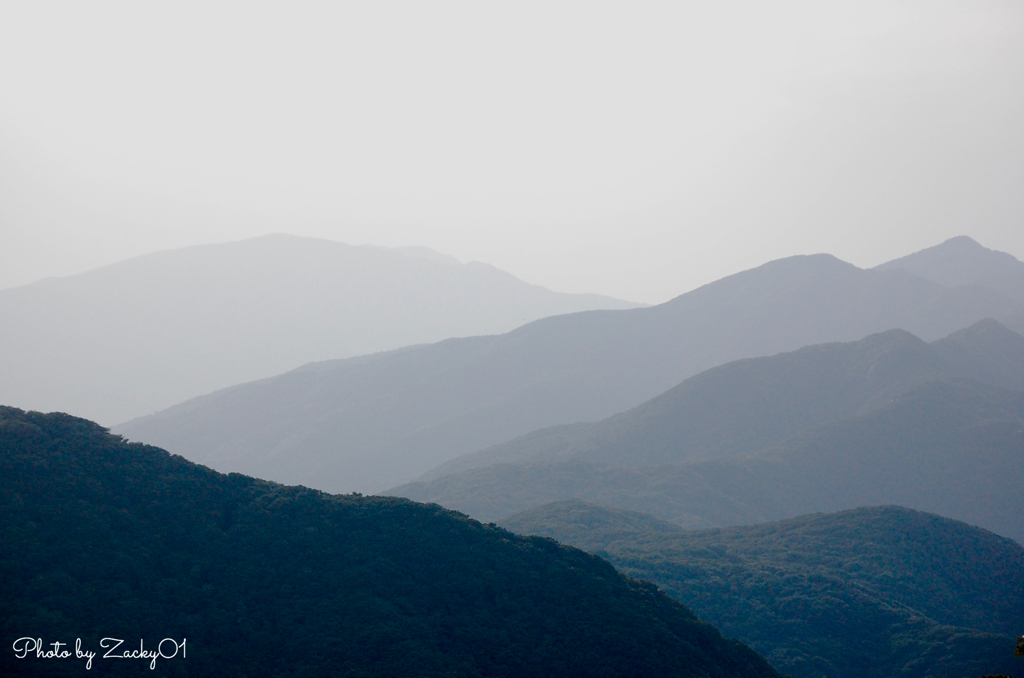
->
116, 240, 1024, 492
0, 234, 639, 425
501, 501, 1024, 678
875, 235, 1024, 303
453, 378, 1024, 539
395, 321, 1024, 542
417, 319, 1024, 479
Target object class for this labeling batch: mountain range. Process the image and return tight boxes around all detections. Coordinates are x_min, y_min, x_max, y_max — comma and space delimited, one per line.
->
0, 234, 637, 425
417, 318, 1024, 478
0, 406, 778, 678
501, 501, 1024, 678
115, 236, 1024, 492
5, 234, 1024, 676
395, 320, 1024, 542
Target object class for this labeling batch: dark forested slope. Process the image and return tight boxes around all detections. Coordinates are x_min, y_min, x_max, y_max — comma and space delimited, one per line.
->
502, 501, 1024, 678
117, 249, 1023, 493
0, 407, 778, 678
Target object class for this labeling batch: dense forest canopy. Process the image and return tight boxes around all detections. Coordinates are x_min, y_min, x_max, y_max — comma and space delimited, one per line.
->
0, 407, 779, 677
503, 500, 1024, 678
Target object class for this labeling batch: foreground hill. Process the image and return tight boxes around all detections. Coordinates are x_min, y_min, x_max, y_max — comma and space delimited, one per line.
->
0, 234, 638, 425
117, 240, 1023, 492
0, 407, 777, 678
502, 501, 1024, 678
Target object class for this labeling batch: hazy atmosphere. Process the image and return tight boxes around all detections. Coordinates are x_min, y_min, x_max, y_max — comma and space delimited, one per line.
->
5, 3, 1024, 677
3, 1, 1023, 303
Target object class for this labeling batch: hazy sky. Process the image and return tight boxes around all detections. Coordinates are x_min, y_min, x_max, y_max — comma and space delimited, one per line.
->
2, 1, 1022, 304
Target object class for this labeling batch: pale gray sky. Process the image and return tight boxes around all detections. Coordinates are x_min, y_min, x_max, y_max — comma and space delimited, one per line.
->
2, 1, 1022, 304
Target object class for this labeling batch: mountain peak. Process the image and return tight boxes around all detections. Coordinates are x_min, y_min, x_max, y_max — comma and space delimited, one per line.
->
944, 317, 1019, 340
931, 318, 1024, 390
0, 236, 640, 425
874, 236, 1024, 294
938, 235, 984, 249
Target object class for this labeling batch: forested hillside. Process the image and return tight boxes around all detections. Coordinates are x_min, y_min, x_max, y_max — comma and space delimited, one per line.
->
0, 407, 778, 678
503, 501, 1024, 678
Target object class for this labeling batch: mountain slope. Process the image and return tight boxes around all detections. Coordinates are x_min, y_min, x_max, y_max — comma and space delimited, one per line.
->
876, 235, 1024, 304
501, 502, 1024, 678
0, 406, 778, 678
397, 378, 1024, 542
117, 248, 1024, 492
421, 320, 1024, 479
0, 234, 638, 425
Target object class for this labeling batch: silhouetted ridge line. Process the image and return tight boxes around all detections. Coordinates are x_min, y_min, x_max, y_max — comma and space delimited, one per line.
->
396, 321, 1024, 542
0, 233, 640, 425
117, 244, 1023, 492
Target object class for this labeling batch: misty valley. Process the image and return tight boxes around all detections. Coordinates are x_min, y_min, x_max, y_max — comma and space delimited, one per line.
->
3, 235, 1024, 677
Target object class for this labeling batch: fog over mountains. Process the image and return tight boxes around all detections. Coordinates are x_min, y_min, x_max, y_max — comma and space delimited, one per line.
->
117, 237, 1024, 493
0, 234, 638, 425
396, 321, 1024, 542
5, 234, 1024, 678
875, 235, 1024, 305
8, 3, 1024, 674
414, 319, 1024, 479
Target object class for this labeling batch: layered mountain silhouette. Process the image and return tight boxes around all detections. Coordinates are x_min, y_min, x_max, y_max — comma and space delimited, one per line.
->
875, 235, 1024, 304
417, 319, 1024, 478
0, 406, 778, 678
501, 501, 1024, 678
396, 321, 1024, 542
0, 234, 637, 425
116, 238, 1024, 493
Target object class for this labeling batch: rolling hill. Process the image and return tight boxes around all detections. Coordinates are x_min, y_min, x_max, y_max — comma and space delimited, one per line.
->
0, 406, 778, 678
0, 234, 638, 425
116, 239, 1024, 492
501, 501, 1024, 678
